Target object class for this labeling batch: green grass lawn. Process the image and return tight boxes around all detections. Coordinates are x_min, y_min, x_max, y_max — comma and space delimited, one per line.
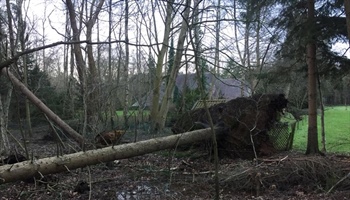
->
292, 106, 350, 153
115, 110, 150, 116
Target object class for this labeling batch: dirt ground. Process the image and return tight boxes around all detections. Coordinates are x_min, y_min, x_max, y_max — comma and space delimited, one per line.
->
1, 125, 350, 200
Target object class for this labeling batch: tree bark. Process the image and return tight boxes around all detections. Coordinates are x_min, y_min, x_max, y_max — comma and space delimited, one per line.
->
344, 0, 350, 43
0, 127, 220, 184
150, 0, 173, 131
0, 87, 12, 155
306, 0, 320, 155
85, 0, 105, 131
17, 0, 33, 138
123, 0, 130, 128
156, 0, 191, 130
1, 0, 16, 155
209, 0, 221, 100
0, 68, 84, 146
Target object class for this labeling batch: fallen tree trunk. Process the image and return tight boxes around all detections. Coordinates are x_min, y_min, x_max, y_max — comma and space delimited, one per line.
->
0, 127, 219, 184
1, 68, 84, 145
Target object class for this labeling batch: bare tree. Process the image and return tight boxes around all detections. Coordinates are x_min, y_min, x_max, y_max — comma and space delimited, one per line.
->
150, 0, 174, 131
17, 0, 33, 137
208, 0, 221, 100
65, 0, 105, 135
0, 0, 18, 155
85, 0, 106, 131
156, 0, 192, 130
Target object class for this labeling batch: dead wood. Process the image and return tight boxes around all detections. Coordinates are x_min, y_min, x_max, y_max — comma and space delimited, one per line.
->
0, 127, 222, 184
1, 68, 84, 146
172, 94, 289, 158
220, 155, 350, 194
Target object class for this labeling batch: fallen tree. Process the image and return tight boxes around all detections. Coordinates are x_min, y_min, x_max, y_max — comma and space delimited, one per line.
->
1, 68, 84, 145
0, 127, 221, 184
172, 94, 289, 159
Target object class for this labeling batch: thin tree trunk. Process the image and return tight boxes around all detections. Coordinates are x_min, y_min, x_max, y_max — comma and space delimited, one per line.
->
317, 70, 326, 153
124, 0, 130, 128
245, 2, 252, 94
17, 0, 33, 138
189, 1, 219, 198
208, 0, 220, 100
234, 0, 244, 66
108, 0, 114, 129
63, 9, 71, 117
254, 7, 261, 93
0, 127, 222, 184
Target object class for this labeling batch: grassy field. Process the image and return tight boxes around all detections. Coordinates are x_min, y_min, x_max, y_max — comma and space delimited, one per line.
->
115, 110, 150, 116
292, 106, 350, 153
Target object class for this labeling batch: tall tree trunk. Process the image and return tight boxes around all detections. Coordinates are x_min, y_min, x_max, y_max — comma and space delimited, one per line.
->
189, 1, 219, 198
41, 1, 47, 72
17, 0, 33, 138
156, 0, 191, 130
108, 0, 114, 129
66, 0, 105, 135
86, 0, 105, 132
150, 0, 173, 131
344, 0, 350, 43
208, 0, 221, 99
65, 0, 88, 136
65, 0, 86, 90
63, 9, 71, 118
254, 6, 261, 93
245, 2, 253, 94
123, 0, 130, 128
0, 0, 17, 155
0, 84, 12, 155
233, 0, 246, 97
306, 0, 320, 155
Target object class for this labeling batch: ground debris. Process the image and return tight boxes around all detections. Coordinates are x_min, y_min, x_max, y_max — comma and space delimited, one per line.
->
1, 125, 350, 199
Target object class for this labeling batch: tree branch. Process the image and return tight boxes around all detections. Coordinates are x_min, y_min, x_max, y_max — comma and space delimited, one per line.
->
0, 40, 88, 71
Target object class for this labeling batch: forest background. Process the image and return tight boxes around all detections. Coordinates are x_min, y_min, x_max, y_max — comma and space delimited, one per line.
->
0, 0, 349, 154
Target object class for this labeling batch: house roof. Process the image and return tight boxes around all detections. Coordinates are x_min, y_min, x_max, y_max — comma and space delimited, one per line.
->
131, 73, 250, 107
176, 73, 250, 99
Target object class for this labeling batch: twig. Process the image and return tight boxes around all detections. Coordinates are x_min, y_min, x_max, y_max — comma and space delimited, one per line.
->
88, 166, 92, 200
327, 172, 350, 194
6, 130, 26, 152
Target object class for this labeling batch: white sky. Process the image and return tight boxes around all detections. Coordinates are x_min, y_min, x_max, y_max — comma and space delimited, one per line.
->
13, 0, 350, 72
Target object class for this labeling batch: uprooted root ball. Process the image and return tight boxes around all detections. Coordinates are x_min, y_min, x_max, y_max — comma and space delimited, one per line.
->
172, 94, 288, 159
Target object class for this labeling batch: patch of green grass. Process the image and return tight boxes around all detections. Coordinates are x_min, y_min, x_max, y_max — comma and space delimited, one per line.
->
293, 106, 350, 153
115, 110, 150, 117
